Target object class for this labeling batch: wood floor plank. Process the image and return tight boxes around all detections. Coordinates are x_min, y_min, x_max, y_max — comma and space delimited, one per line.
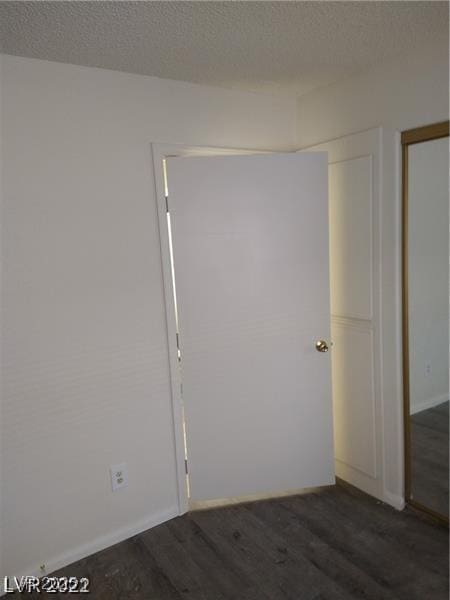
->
248, 496, 399, 600
411, 406, 449, 434
430, 402, 449, 417
23, 485, 448, 600
190, 505, 324, 600
138, 522, 226, 600
192, 503, 348, 600
279, 490, 448, 600
139, 516, 266, 600
411, 423, 448, 463
410, 401, 449, 516
164, 514, 268, 600
321, 485, 448, 569
48, 535, 183, 600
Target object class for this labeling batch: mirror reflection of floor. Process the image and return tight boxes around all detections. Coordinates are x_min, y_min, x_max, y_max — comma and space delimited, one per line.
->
411, 401, 449, 517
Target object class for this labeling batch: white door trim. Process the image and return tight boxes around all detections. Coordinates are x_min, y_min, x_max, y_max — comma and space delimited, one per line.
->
150, 143, 271, 515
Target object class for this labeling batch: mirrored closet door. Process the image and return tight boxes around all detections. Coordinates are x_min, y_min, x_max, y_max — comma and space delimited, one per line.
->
402, 121, 449, 522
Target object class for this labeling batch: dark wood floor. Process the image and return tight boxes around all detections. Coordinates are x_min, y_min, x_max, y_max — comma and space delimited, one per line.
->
411, 400, 449, 516
25, 483, 448, 599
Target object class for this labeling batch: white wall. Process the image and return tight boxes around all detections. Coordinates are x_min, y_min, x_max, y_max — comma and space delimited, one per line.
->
408, 137, 449, 414
0, 54, 296, 579
296, 36, 449, 507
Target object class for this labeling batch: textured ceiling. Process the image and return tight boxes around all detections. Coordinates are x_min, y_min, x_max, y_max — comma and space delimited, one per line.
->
0, 1, 448, 96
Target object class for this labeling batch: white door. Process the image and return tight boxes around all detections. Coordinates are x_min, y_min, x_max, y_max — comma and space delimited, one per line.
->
166, 152, 334, 502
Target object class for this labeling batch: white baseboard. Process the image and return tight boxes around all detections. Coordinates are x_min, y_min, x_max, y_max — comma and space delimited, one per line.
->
410, 393, 449, 415
2, 506, 179, 596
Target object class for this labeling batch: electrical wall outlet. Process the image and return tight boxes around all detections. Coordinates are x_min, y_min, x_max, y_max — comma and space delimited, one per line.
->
425, 361, 432, 375
110, 463, 128, 491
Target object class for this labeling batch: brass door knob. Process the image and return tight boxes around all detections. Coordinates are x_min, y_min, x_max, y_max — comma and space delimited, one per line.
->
315, 340, 329, 353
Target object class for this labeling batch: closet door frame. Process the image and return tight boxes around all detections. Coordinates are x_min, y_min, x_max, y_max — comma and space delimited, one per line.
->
401, 120, 449, 524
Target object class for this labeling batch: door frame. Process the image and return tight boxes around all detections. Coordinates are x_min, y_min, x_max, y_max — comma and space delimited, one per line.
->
401, 121, 449, 524
151, 143, 271, 514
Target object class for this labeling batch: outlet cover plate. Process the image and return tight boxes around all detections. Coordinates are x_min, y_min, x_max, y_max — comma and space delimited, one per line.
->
110, 462, 128, 491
